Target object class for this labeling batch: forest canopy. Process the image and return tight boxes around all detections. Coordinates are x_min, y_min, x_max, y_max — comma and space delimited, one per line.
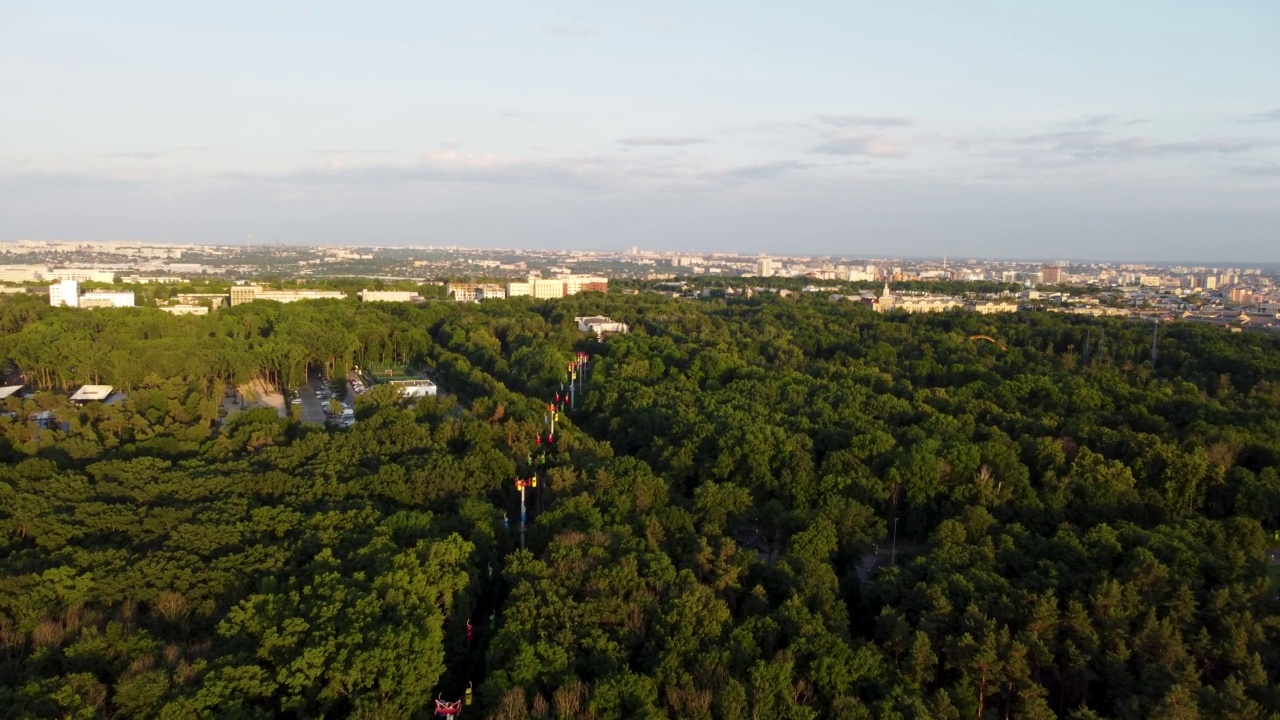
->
1, 291, 1279, 719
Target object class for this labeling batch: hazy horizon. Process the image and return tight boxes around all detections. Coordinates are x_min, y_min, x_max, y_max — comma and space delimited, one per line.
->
2, 1, 1278, 262
6, 236, 1277, 270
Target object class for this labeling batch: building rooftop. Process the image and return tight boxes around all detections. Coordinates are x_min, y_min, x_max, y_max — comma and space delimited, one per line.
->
0, 385, 23, 400
70, 385, 114, 402
386, 378, 437, 387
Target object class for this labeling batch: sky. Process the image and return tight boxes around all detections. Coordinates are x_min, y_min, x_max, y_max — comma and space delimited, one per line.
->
1, 0, 1278, 261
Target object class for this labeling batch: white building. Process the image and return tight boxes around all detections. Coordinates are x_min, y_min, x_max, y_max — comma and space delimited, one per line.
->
0, 265, 48, 282
123, 275, 186, 284
895, 296, 962, 314
359, 290, 419, 302
757, 257, 774, 277
80, 291, 136, 308
532, 278, 565, 299
866, 284, 961, 314
506, 281, 532, 298
230, 285, 346, 305
49, 280, 80, 307
447, 283, 505, 302
51, 269, 116, 283
159, 304, 209, 315
576, 316, 629, 336
260, 289, 344, 304
560, 275, 608, 295
386, 379, 438, 398
967, 302, 1019, 314
69, 385, 114, 404
448, 283, 478, 302
1002, 271, 1044, 287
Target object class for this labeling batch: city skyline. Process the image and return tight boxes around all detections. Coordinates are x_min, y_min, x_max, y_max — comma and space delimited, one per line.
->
2, 237, 1277, 269
2, 1, 1278, 261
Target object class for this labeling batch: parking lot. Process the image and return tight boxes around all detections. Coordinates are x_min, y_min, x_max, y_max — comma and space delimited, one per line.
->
288, 370, 361, 428
347, 372, 367, 397
297, 377, 329, 425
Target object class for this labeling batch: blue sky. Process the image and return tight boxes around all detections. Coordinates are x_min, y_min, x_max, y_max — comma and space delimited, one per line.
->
1, 0, 1278, 261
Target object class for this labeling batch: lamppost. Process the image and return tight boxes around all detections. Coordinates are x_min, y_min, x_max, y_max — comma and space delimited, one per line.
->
891, 517, 900, 567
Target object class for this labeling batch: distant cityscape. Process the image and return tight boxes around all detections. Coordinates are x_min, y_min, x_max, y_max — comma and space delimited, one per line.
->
1, 238, 1277, 332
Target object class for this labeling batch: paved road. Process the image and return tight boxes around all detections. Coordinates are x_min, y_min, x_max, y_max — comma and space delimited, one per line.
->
298, 378, 329, 425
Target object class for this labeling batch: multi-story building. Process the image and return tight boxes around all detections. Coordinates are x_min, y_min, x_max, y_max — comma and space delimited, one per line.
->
359, 290, 419, 302
560, 275, 608, 295
532, 278, 565, 299
1041, 266, 1063, 284
865, 284, 961, 314
863, 284, 896, 312
0, 265, 48, 283
230, 285, 345, 305
175, 293, 229, 308
50, 269, 116, 283
159, 304, 210, 316
757, 257, 774, 277
123, 275, 186, 284
447, 283, 505, 302
967, 302, 1019, 314
1229, 288, 1255, 304
230, 285, 259, 306
49, 280, 80, 307
258, 289, 346, 303
448, 283, 478, 302
1002, 271, 1043, 287
80, 292, 136, 309
575, 316, 629, 336
449, 275, 602, 302
895, 296, 963, 314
